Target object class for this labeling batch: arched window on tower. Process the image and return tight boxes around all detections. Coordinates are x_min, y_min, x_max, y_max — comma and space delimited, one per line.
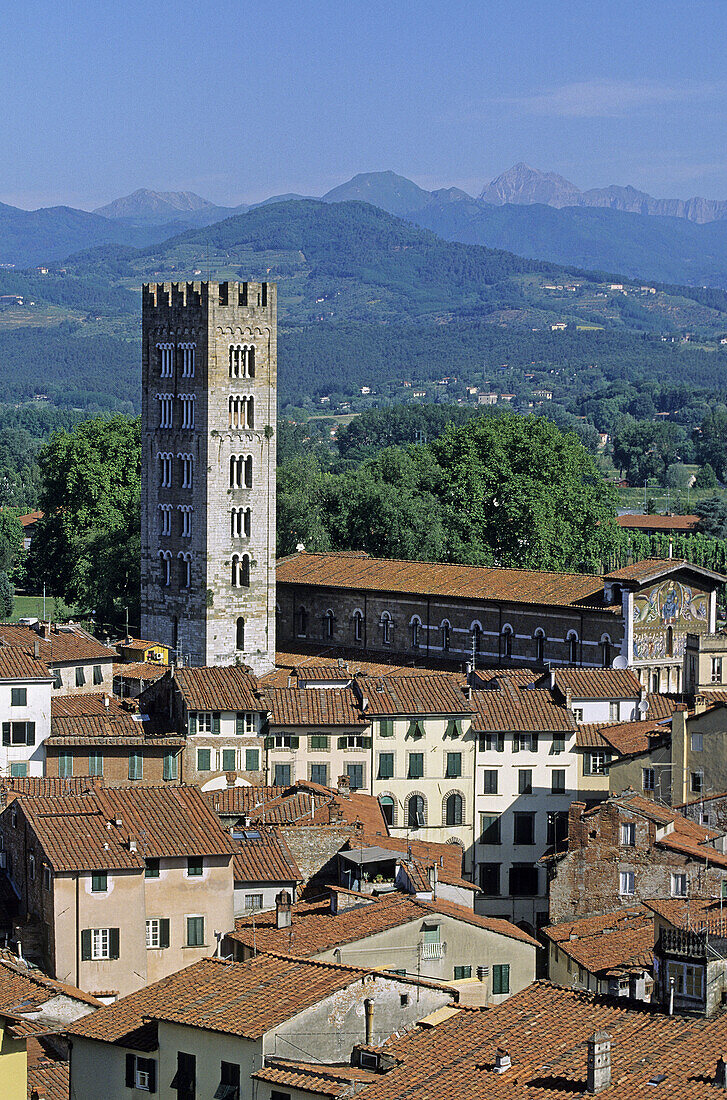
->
247, 346, 255, 377
241, 554, 250, 588
353, 610, 363, 643
231, 555, 240, 588
601, 635, 612, 667
381, 612, 392, 646
411, 618, 421, 650
471, 623, 482, 655
441, 620, 451, 652
568, 632, 579, 665
535, 629, 545, 665
502, 625, 513, 660
236, 617, 245, 651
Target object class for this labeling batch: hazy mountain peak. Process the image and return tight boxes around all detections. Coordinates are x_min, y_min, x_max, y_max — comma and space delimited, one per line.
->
94, 188, 216, 220
322, 171, 434, 216
479, 164, 582, 207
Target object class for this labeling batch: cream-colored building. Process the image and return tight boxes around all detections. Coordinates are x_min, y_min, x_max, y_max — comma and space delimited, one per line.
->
1, 786, 236, 996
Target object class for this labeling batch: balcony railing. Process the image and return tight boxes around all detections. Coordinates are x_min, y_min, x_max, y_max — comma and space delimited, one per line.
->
421, 941, 445, 960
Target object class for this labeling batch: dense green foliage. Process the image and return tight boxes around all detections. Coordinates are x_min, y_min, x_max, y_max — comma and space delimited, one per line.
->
28, 416, 141, 629
0, 572, 14, 619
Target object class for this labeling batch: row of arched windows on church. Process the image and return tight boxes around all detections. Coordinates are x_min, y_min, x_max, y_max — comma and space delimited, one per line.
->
296, 607, 613, 667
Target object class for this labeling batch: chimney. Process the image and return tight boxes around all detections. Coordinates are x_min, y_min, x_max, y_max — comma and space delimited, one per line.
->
427, 863, 438, 897
694, 695, 709, 716
364, 998, 374, 1045
565, 687, 572, 709
275, 889, 292, 929
33, 638, 40, 659
716, 1056, 727, 1089
337, 774, 350, 797
103, 694, 110, 709
587, 1032, 611, 1094
129, 838, 137, 853
493, 1049, 511, 1074
41, 622, 50, 640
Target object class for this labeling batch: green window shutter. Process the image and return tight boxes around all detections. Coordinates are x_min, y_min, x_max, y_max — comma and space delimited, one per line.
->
407, 720, 418, 739
363, 736, 372, 749
80, 929, 92, 961
497, 734, 504, 752
264, 735, 273, 750
159, 918, 170, 950
337, 736, 347, 749
197, 748, 211, 772
245, 749, 259, 771
493, 964, 510, 994
26, 723, 35, 747
380, 719, 393, 738
126, 1054, 136, 1088
236, 712, 245, 735
212, 712, 221, 734
379, 753, 394, 779
163, 752, 176, 781
109, 927, 120, 959
188, 712, 197, 734
146, 1059, 157, 1094
222, 748, 236, 772
290, 735, 299, 749
2, 724, 9, 746
512, 735, 519, 753
531, 732, 539, 750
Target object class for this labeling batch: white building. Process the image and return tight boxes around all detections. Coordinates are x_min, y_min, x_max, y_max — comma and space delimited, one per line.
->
0, 649, 53, 778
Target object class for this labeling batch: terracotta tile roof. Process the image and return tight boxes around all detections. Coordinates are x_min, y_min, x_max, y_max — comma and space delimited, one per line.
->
360, 835, 463, 876
616, 514, 700, 531
278, 552, 609, 610
542, 907, 654, 974
597, 718, 669, 756
204, 785, 288, 816
574, 724, 613, 749
173, 665, 261, 711
605, 557, 726, 585
252, 786, 389, 836
252, 1059, 378, 1096
0, 623, 115, 664
645, 692, 680, 719
48, 712, 183, 746
68, 954, 411, 1044
0, 955, 100, 1015
470, 685, 574, 732
0, 649, 51, 680
230, 892, 538, 956
117, 637, 159, 649
342, 980, 727, 1100
0, 776, 104, 803
18, 510, 43, 528
265, 686, 367, 726
51, 693, 129, 718
473, 669, 542, 687
13, 786, 236, 871
294, 666, 354, 683
353, 676, 472, 717
547, 667, 641, 698
233, 826, 301, 884
26, 1037, 69, 1100
644, 897, 727, 939
270, 648, 466, 684
113, 661, 168, 681
588, 792, 727, 868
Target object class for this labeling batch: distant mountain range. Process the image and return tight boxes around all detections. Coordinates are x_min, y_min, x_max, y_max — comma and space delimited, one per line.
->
6, 166, 727, 284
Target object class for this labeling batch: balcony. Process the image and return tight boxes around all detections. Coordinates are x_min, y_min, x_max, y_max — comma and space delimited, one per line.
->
421, 941, 445, 960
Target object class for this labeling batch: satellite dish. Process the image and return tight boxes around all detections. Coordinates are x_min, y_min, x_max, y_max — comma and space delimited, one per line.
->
638, 699, 650, 714
612, 655, 629, 670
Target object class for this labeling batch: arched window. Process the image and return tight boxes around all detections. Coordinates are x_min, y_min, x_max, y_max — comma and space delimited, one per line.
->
159, 552, 171, 587
245, 455, 253, 488
353, 610, 363, 643
666, 626, 674, 658
236, 617, 245, 651
407, 794, 426, 829
652, 669, 660, 693
241, 554, 250, 588
298, 607, 308, 637
568, 632, 578, 665
471, 623, 482, 655
379, 795, 395, 827
247, 346, 255, 377
231, 554, 240, 587
381, 612, 392, 646
178, 553, 191, 588
502, 625, 513, 660
411, 618, 421, 649
441, 620, 451, 652
534, 629, 545, 665
324, 609, 335, 639
445, 792, 463, 826
601, 635, 612, 667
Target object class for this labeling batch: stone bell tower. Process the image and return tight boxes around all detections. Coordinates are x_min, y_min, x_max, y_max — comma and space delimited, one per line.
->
140, 280, 276, 673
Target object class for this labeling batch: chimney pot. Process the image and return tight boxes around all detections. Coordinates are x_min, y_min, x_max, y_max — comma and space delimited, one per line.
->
33, 639, 39, 659
587, 1032, 611, 1094
493, 1049, 511, 1074
275, 889, 292, 929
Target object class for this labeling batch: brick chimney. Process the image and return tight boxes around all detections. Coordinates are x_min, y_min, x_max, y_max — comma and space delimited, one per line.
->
275, 890, 292, 929
337, 774, 350, 797
587, 1032, 611, 1094
567, 802, 587, 849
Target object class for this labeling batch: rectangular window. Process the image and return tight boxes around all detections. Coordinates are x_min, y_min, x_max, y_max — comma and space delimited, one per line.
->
551, 769, 566, 793
5, 722, 35, 746
671, 872, 688, 897
93, 665, 103, 685
82, 926, 120, 961
586, 751, 607, 776
454, 965, 472, 980
379, 719, 394, 738
310, 763, 328, 786
163, 752, 177, 781
642, 767, 655, 792
408, 753, 424, 780
236, 711, 254, 735
145, 858, 160, 879
518, 769, 533, 794
172, 1052, 196, 1098
58, 753, 73, 778
480, 813, 501, 845
509, 864, 539, 896
43, 866, 51, 891
197, 748, 211, 772
129, 752, 143, 781
50, 668, 62, 690
445, 752, 462, 778
572, 707, 584, 723
378, 752, 394, 780
492, 964, 510, 995
10, 762, 27, 777
244, 894, 264, 911
186, 915, 204, 946
551, 734, 565, 755
274, 763, 292, 786
126, 1054, 157, 1093
481, 732, 505, 752
91, 872, 107, 893
245, 748, 259, 771
222, 748, 236, 772
620, 823, 636, 846
347, 763, 364, 790
712, 657, 723, 684
514, 812, 535, 845
619, 870, 635, 896
609, 701, 619, 721
310, 734, 329, 750
145, 917, 170, 950
75, 666, 86, 687
691, 771, 704, 794
482, 769, 498, 795
547, 811, 568, 848
691, 733, 703, 753
10, 688, 26, 707
89, 751, 103, 777
220, 1061, 241, 1100
187, 857, 203, 877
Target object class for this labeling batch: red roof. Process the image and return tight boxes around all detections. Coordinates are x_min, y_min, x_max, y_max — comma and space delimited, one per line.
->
616, 514, 700, 531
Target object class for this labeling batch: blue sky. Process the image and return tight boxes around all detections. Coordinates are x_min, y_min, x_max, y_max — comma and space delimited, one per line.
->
2, 0, 727, 209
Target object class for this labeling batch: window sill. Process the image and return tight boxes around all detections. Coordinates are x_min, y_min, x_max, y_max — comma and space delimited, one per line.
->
182, 943, 208, 949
